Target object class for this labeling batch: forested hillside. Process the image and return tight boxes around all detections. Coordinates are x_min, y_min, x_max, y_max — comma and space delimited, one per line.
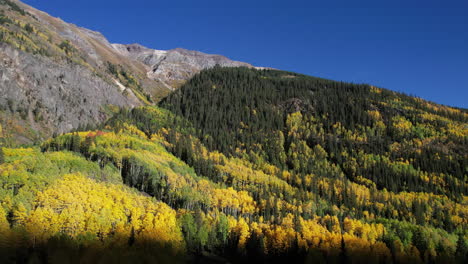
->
160, 67, 467, 200
0, 67, 467, 263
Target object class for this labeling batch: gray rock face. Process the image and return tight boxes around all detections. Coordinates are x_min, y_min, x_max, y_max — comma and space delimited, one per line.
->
0, 1, 150, 143
112, 44, 253, 88
0, 44, 132, 135
0, 0, 260, 143
112, 44, 168, 69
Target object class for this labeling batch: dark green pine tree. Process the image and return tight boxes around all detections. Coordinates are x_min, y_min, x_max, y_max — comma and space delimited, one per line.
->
339, 234, 349, 264
0, 146, 4, 165
71, 133, 81, 153
456, 234, 468, 263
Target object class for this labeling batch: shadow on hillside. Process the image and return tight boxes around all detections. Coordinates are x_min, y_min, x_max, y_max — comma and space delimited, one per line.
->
0, 234, 185, 264
0, 232, 465, 264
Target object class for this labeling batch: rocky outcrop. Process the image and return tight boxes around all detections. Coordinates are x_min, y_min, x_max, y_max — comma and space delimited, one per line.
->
112, 44, 253, 89
0, 44, 133, 136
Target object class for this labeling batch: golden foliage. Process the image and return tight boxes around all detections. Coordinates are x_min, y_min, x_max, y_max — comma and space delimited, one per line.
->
24, 174, 184, 251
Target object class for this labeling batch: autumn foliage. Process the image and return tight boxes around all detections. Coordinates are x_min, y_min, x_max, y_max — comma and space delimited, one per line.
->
0, 67, 467, 263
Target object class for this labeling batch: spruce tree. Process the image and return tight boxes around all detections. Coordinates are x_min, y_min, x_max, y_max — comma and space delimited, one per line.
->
456, 234, 468, 262
0, 146, 4, 165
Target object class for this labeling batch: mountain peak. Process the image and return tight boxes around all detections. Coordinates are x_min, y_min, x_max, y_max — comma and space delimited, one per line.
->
111, 43, 253, 88
0, 0, 258, 143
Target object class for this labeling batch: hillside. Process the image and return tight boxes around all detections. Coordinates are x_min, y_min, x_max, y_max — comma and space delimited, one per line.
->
1, 67, 466, 263
160, 67, 467, 200
0, 1, 467, 263
0, 0, 254, 145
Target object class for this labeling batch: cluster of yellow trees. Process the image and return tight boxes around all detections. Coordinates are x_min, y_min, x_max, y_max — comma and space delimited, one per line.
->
9, 174, 183, 250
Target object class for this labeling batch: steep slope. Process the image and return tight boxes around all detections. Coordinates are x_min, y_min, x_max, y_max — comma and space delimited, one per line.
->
0, 44, 131, 140
0, 0, 256, 144
0, 0, 142, 144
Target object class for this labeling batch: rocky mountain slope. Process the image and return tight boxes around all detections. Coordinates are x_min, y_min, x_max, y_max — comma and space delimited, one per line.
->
0, 44, 131, 139
0, 0, 255, 144
112, 43, 253, 89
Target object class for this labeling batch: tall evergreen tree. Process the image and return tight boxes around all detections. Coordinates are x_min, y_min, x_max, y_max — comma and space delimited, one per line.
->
0, 146, 4, 165
456, 234, 468, 263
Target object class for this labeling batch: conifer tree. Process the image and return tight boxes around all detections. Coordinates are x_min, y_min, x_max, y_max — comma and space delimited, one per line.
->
0, 146, 4, 165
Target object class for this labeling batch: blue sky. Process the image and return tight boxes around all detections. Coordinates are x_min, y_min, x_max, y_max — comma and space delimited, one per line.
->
23, 0, 468, 108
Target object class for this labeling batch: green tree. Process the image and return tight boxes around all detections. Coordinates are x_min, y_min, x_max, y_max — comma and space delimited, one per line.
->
456, 234, 468, 263
71, 133, 81, 153
194, 209, 209, 251
179, 213, 197, 251
24, 23, 33, 33
216, 213, 229, 245
0, 146, 4, 164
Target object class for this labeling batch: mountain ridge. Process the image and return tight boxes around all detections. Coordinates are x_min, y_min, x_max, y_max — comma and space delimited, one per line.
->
0, 0, 258, 144
111, 43, 255, 90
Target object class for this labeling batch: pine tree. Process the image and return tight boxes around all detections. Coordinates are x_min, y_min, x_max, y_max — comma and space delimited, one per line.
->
0, 146, 4, 165
339, 235, 349, 264
456, 234, 468, 263
71, 133, 81, 153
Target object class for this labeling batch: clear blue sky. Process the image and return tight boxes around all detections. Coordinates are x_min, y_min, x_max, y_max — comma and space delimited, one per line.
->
23, 0, 468, 108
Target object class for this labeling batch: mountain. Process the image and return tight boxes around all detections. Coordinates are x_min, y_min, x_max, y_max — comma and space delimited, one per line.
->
0, 0, 255, 144
0, 1, 467, 264
112, 43, 254, 89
